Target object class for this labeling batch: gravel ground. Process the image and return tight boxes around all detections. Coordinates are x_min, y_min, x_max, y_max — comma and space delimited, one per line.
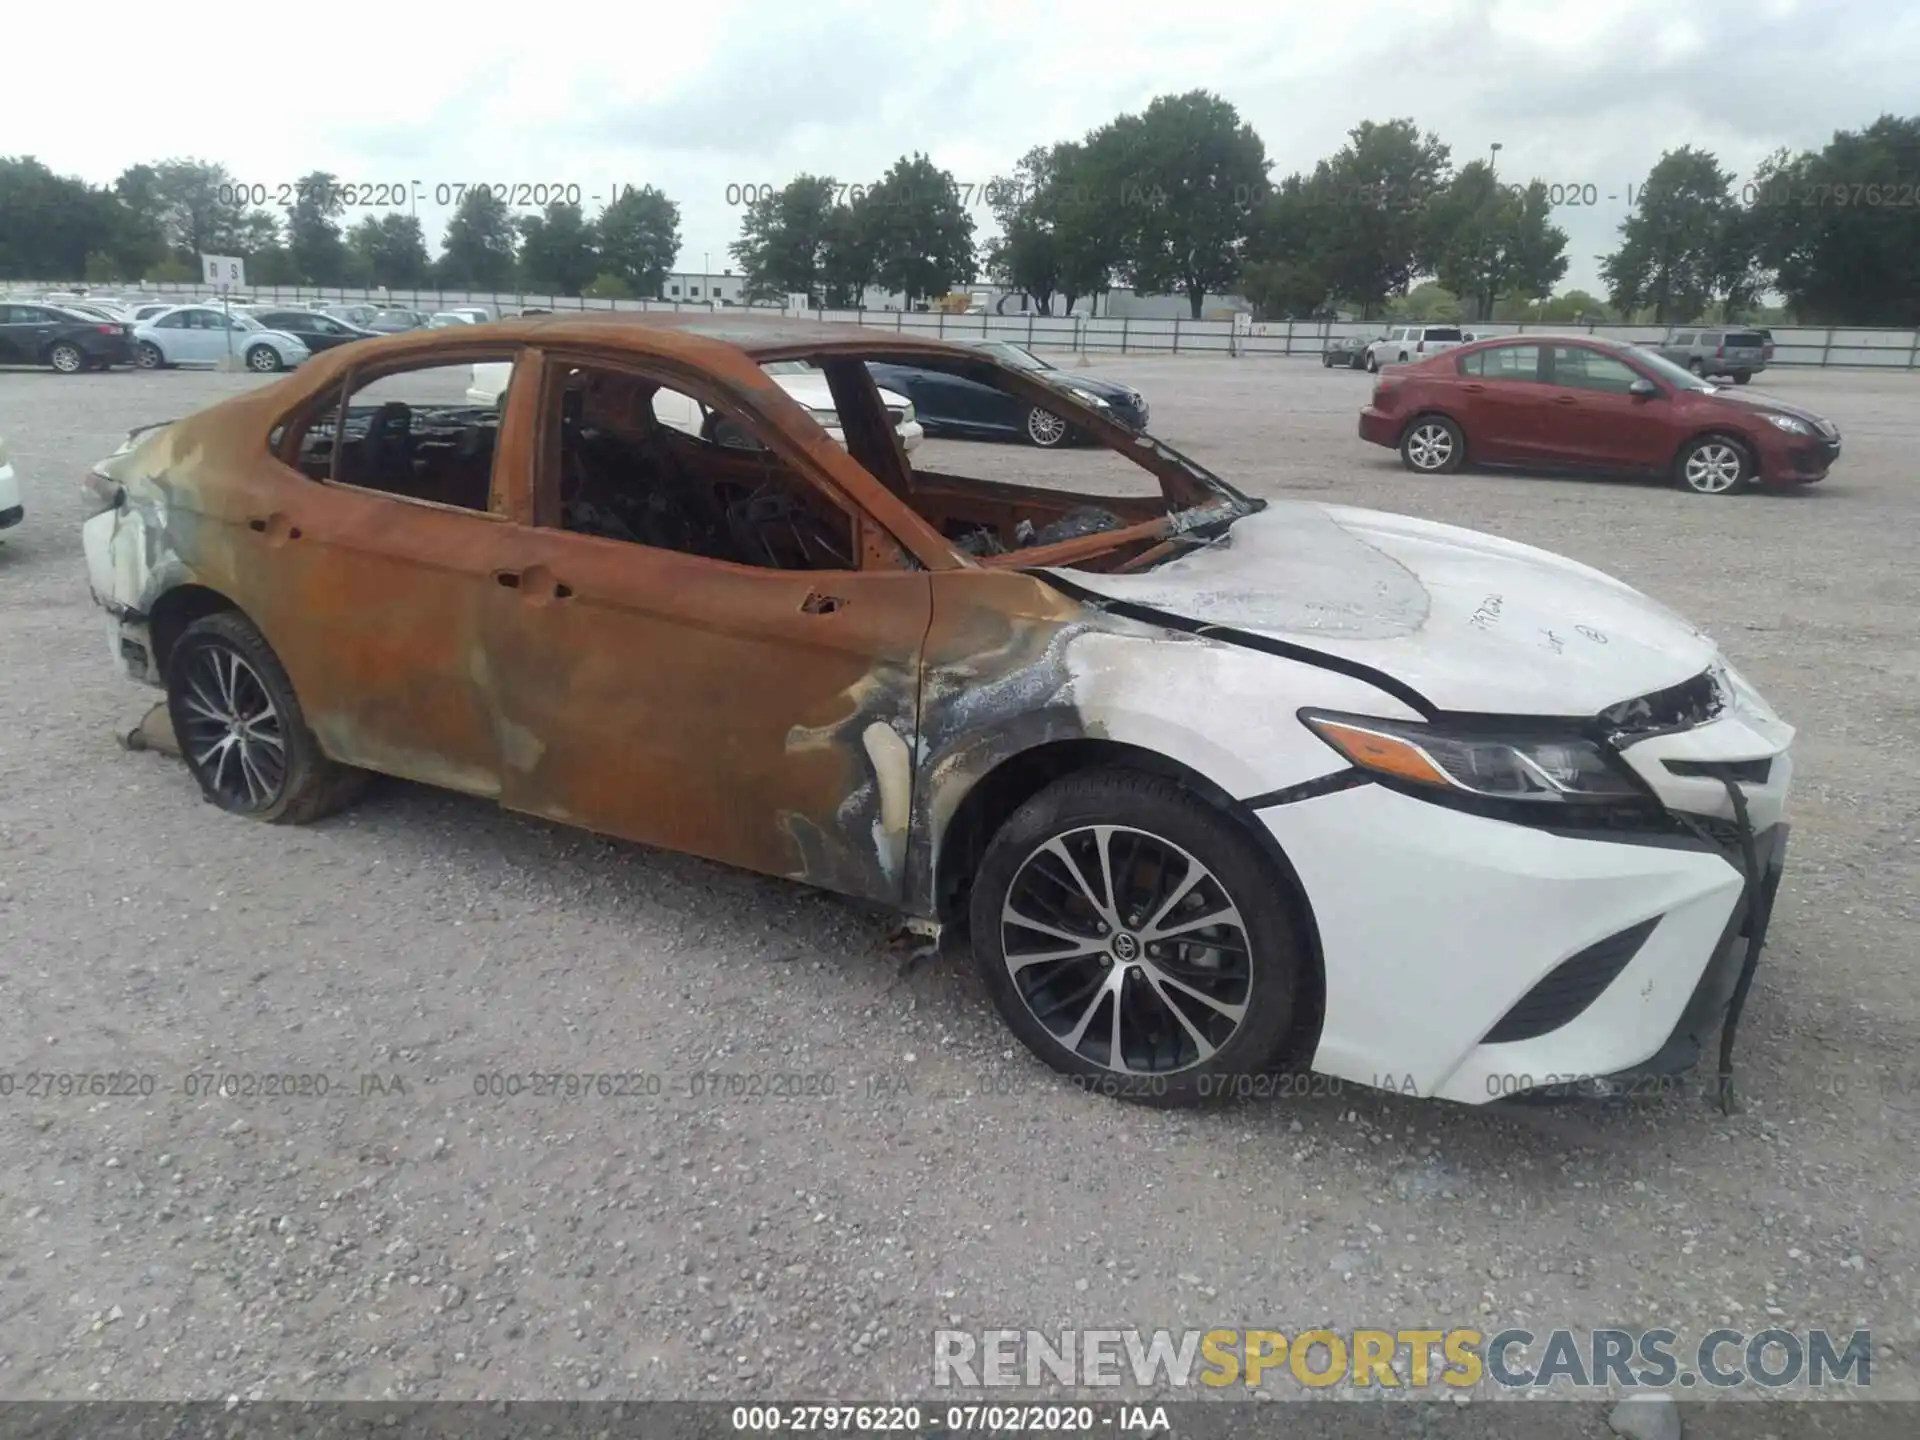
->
0, 355, 1916, 1413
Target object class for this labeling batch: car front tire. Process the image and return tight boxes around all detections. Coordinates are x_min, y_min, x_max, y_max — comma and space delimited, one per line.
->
1400, 414, 1465, 473
1024, 405, 1071, 448
166, 611, 367, 824
1365, 352, 1379, 373
246, 345, 283, 373
135, 342, 165, 370
48, 342, 86, 374
1674, 435, 1753, 496
968, 768, 1303, 1107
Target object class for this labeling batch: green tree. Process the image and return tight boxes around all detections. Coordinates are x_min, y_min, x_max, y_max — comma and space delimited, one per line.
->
583, 273, 631, 299
118, 159, 266, 262
1240, 170, 1341, 318
1753, 115, 1920, 324
984, 145, 1077, 312
347, 212, 432, 288
1599, 147, 1741, 323
596, 185, 680, 297
730, 174, 842, 302
285, 170, 351, 286
1386, 280, 1463, 322
1428, 164, 1569, 319
862, 154, 975, 307
1313, 121, 1452, 318
517, 200, 599, 294
0, 156, 128, 279
249, 246, 301, 286
818, 196, 876, 308
437, 186, 518, 289
1090, 91, 1270, 317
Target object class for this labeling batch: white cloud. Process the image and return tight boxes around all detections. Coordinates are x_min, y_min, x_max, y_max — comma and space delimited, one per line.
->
7, 0, 1914, 290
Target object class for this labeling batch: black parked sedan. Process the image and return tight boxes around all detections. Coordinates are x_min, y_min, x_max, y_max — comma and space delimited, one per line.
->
1322, 334, 1368, 369
866, 338, 1148, 447
0, 303, 135, 372
252, 309, 380, 353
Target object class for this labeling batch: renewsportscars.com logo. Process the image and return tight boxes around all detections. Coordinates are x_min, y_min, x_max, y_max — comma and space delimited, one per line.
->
932, 1327, 1873, 1391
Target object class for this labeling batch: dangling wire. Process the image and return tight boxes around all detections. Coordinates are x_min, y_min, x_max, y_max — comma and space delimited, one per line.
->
1713, 776, 1765, 1115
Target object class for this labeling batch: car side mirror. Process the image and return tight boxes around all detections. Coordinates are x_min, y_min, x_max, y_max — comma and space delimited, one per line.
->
1628, 378, 1659, 398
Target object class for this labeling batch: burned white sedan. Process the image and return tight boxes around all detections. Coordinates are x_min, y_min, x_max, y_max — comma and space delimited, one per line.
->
81, 313, 1794, 1107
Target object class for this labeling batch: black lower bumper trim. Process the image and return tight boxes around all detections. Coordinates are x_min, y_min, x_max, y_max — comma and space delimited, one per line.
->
1507, 823, 1787, 1100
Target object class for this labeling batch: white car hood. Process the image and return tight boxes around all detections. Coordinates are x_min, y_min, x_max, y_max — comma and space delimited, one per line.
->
1049, 501, 1719, 715
772, 373, 909, 412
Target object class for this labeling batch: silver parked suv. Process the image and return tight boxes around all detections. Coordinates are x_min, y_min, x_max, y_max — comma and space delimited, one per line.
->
1364, 325, 1466, 371
1651, 327, 1769, 384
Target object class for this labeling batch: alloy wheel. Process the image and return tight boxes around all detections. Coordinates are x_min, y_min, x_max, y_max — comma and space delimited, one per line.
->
1406, 421, 1455, 471
50, 343, 84, 373
135, 343, 162, 369
1683, 442, 1745, 494
1027, 407, 1069, 447
247, 346, 280, 372
177, 644, 288, 810
1000, 824, 1253, 1076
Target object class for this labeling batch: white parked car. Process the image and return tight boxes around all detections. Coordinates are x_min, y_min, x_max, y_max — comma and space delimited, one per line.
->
425, 312, 478, 328
1365, 324, 1466, 372
133, 307, 312, 373
465, 358, 924, 452
0, 431, 21, 534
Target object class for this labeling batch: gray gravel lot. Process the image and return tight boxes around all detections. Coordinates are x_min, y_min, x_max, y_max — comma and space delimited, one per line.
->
0, 356, 1916, 1412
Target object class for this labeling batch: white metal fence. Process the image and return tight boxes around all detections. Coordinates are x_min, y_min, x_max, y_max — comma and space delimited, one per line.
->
16, 282, 1920, 369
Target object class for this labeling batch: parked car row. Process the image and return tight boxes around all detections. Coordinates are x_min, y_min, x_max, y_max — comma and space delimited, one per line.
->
1356, 332, 1838, 495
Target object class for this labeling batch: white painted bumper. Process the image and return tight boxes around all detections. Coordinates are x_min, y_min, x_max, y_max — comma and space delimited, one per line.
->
1267, 784, 1749, 1104
0, 459, 21, 528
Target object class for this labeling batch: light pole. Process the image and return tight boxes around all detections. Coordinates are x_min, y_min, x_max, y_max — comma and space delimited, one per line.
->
1489, 142, 1502, 177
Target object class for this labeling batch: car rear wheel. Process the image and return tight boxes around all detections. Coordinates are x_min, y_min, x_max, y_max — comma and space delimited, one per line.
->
1688, 357, 1706, 377
1025, 405, 1071, 448
1322, 352, 1335, 368
246, 345, 282, 373
968, 768, 1303, 1107
167, 612, 367, 824
1365, 352, 1379, 373
135, 342, 165, 370
1675, 435, 1752, 495
48, 342, 86, 374
1400, 414, 1464, 474
1732, 370, 1751, 385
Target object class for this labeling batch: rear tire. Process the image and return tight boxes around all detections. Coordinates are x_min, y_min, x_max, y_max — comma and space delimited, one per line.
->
1732, 370, 1751, 385
967, 768, 1303, 1108
1674, 434, 1753, 495
1365, 351, 1379, 373
1400, 414, 1465, 474
1688, 357, 1706, 377
48, 342, 86, 374
1322, 352, 1335, 368
166, 612, 367, 824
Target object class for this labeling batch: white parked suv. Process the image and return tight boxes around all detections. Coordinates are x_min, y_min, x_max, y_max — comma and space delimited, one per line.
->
0, 431, 22, 534
1365, 324, 1466, 372
464, 359, 924, 452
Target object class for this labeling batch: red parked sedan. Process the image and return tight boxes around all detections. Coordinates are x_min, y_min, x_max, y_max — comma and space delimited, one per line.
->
1357, 334, 1841, 495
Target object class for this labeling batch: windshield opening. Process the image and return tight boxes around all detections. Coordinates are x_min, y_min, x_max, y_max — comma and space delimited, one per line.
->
1633, 349, 1713, 391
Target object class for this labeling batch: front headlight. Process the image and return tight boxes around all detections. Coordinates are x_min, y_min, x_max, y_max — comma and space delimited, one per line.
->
1763, 413, 1810, 435
1067, 386, 1111, 408
1301, 710, 1644, 803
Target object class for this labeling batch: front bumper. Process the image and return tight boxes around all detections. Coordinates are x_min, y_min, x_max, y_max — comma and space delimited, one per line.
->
0, 458, 21, 529
1749, 424, 1840, 484
1264, 708, 1793, 1105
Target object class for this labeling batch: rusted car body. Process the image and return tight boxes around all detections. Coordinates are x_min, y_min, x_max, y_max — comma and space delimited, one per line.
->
81, 315, 1261, 916
82, 314, 1799, 1109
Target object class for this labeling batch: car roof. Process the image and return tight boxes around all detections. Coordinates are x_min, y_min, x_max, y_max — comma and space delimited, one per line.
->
303, 310, 1017, 364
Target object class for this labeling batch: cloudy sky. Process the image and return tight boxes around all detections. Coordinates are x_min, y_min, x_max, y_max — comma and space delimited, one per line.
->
9, 0, 1916, 294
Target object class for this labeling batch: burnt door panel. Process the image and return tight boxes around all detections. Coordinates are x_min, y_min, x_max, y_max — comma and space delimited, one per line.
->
481, 532, 932, 905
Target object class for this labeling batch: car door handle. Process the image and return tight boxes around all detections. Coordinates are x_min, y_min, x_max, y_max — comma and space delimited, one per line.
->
1552, 394, 1579, 404
247, 514, 301, 541
496, 569, 572, 600
1461, 383, 1486, 393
